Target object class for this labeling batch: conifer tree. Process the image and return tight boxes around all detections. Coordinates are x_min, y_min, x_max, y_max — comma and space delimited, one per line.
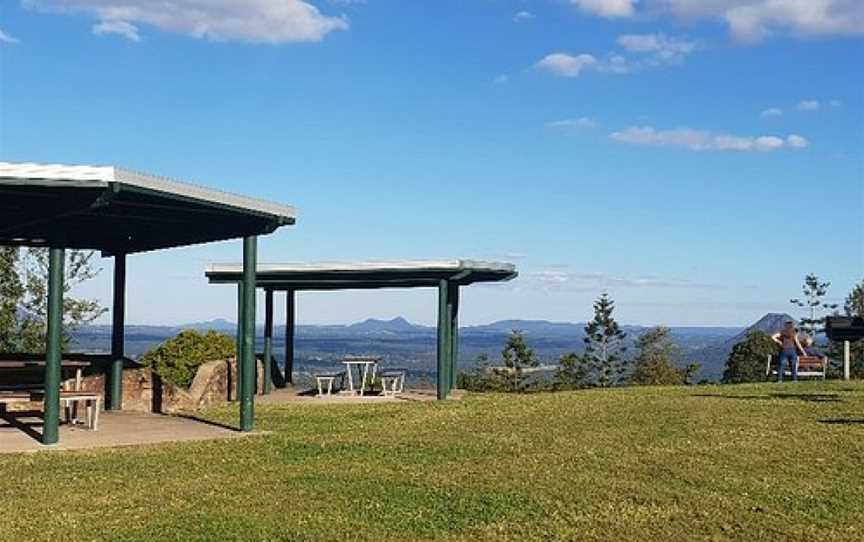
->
845, 280, 864, 317
790, 273, 838, 338
495, 330, 539, 392
556, 293, 630, 389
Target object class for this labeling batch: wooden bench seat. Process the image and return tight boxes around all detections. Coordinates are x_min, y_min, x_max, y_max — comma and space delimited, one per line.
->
766, 355, 828, 379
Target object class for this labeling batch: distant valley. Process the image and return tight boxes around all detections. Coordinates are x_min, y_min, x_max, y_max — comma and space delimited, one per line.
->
67, 315, 807, 382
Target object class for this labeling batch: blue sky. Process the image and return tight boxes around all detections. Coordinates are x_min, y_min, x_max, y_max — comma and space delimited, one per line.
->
1, 0, 862, 327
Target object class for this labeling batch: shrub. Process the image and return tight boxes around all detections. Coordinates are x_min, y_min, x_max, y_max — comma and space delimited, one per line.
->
722, 330, 779, 384
140, 329, 236, 389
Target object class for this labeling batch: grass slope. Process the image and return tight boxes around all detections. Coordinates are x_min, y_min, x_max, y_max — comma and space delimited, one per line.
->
1, 382, 863, 541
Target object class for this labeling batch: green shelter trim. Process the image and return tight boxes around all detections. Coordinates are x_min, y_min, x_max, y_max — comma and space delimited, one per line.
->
1, 161, 296, 444
205, 259, 518, 400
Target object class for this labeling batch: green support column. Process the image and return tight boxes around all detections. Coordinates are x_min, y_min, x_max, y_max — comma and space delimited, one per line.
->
262, 289, 273, 395
448, 282, 460, 393
109, 253, 126, 410
239, 236, 257, 432
42, 247, 65, 445
284, 289, 295, 386
436, 279, 451, 400
235, 283, 244, 402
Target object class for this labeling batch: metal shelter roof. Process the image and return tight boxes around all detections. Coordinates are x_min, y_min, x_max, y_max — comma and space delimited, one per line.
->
0, 161, 296, 254
205, 259, 518, 290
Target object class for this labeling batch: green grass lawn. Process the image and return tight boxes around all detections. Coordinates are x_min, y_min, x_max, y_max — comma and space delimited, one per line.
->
1, 381, 863, 541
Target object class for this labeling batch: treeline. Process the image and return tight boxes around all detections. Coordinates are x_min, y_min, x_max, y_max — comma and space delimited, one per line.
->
458, 293, 701, 393
461, 274, 864, 393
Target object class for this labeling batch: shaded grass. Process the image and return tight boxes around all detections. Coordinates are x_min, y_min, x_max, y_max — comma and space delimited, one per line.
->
1, 381, 863, 541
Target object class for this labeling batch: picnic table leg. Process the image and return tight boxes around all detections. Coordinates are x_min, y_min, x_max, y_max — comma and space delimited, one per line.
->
360, 364, 370, 397
345, 366, 355, 394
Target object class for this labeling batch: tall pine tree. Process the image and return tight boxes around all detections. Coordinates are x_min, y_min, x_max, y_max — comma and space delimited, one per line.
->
845, 280, 864, 317
558, 293, 629, 388
790, 273, 838, 338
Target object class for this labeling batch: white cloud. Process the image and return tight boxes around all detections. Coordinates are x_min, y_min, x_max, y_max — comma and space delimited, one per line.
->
609, 126, 809, 152
535, 53, 598, 77
92, 20, 140, 41
513, 11, 535, 23
616, 33, 701, 63
760, 107, 783, 117
23, 0, 348, 43
570, 0, 637, 19
546, 117, 597, 130
0, 28, 19, 44
829, 99, 843, 107
786, 134, 809, 148
797, 99, 820, 111
527, 270, 722, 291
568, 0, 864, 43
493, 74, 510, 84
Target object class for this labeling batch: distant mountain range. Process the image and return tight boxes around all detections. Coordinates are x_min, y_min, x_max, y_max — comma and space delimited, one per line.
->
72, 314, 799, 382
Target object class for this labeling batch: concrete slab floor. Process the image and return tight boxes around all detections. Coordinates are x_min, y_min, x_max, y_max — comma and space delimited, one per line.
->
0, 411, 258, 454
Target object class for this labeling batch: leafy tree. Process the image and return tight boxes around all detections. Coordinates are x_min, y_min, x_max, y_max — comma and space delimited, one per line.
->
140, 329, 236, 389
0, 246, 105, 352
722, 330, 779, 384
559, 293, 629, 388
555, 352, 591, 390
493, 330, 539, 393
457, 353, 506, 392
630, 326, 700, 386
845, 280, 864, 317
790, 273, 838, 338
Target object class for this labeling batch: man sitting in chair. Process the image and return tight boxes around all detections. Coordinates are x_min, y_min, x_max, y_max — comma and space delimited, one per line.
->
771, 321, 805, 382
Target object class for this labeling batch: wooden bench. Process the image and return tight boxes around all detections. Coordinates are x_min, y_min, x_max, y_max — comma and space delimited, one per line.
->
0, 392, 32, 415
26, 390, 102, 430
315, 371, 346, 397
766, 355, 828, 380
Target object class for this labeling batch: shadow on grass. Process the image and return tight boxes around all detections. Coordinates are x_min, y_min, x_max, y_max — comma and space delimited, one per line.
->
693, 393, 842, 403
818, 419, 864, 425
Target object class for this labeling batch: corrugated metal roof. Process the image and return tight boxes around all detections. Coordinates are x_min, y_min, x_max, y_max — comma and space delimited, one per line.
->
0, 161, 296, 221
206, 259, 516, 275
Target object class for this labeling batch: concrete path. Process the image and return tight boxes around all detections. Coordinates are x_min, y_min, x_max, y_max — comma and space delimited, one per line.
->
0, 411, 254, 454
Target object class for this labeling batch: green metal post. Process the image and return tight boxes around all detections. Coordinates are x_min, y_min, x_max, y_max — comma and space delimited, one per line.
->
235, 283, 243, 402
240, 236, 257, 431
263, 289, 273, 394
436, 279, 450, 400
448, 282, 460, 393
42, 247, 65, 445
285, 289, 295, 385
109, 253, 126, 410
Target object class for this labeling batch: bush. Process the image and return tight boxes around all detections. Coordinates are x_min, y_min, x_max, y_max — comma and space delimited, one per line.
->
722, 330, 779, 384
140, 329, 236, 389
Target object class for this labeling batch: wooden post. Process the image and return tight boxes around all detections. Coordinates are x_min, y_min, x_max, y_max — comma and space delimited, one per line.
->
42, 247, 64, 445
108, 253, 126, 410
436, 280, 450, 400
844, 340, 851, 381
240, 236, 257, 432
285, 289, 295, 385
263, 289, 273, 394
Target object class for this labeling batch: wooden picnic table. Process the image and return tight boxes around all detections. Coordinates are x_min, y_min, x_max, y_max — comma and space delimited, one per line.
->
0, 360, 90, 391
341, 356, 382, 397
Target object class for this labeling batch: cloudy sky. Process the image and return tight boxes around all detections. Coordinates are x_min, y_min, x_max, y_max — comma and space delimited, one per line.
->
0, 0, 861, 327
